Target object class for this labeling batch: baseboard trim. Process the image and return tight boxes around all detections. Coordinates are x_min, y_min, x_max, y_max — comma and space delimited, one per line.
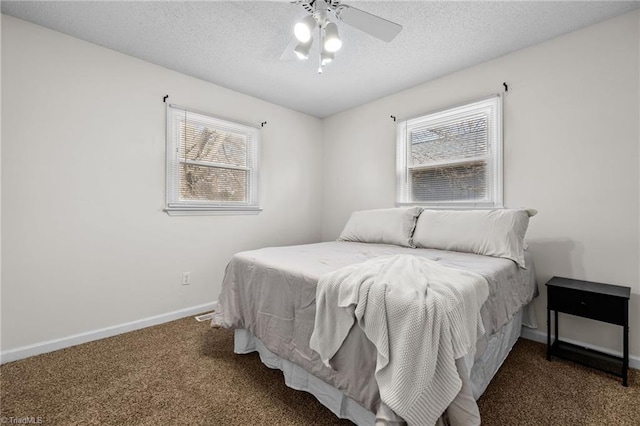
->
0, 302, 217, 365
520, 327, 640, 370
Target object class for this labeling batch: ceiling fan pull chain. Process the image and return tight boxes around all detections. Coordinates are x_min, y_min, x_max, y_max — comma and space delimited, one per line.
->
318, 26, 323, 74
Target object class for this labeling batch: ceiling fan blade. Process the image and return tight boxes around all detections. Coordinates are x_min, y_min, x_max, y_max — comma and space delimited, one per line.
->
337, 5, 402, 42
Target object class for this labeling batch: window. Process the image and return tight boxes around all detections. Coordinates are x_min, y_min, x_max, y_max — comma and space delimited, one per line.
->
165, 105, 260, 215
396, 95, 502, 208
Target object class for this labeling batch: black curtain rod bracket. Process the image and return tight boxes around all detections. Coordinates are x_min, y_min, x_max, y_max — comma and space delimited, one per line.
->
390, 115, 396, 122
261, 121, 267, 128
503, 82, 508, 92
163, 95, 169, 103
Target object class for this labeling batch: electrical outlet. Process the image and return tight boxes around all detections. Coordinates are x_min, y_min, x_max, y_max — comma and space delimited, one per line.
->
182, 272, 191, 286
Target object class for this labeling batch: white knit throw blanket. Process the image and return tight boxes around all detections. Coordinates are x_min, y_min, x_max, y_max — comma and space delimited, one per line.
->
309, 255, 489, 426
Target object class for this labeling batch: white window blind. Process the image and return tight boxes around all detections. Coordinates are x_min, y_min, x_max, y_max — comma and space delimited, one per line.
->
396, 95, 502, 208
165, 104, 260, 214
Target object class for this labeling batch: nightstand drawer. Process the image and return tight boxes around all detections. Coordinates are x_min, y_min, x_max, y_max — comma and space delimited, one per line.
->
548, 286, 625, 325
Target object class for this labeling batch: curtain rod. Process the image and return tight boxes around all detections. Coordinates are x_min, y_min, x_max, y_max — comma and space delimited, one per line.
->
390, 84, 508, 123
163, 95, 266, 129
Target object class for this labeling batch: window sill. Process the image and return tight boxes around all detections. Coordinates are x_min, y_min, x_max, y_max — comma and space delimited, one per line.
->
164, 207, 262, 216
395, 202, 503, 209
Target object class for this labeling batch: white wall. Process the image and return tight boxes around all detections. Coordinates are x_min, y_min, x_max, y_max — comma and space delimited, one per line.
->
1, 15, 323, 352
322, 11, 640, 357
3, 10, 640, 362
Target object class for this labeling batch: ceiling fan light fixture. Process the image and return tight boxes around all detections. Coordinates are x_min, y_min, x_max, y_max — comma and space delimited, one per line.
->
294, 39, 313, 60
294, 15, 317, 43
286, 0, 403, 74
323, 22, 342, 52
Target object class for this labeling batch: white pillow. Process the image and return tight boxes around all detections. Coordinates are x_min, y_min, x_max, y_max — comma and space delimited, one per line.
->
412, 209, 533, 268
338, 207, 423, 247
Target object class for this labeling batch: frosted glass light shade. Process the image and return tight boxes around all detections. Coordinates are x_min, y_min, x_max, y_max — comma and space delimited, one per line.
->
321, 49, 334, 65
294, 39, 313, 60
294, 15, 317, 43
323, 22, 342, 52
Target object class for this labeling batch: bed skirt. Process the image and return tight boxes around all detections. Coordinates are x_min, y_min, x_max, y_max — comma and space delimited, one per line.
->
234, 306, 529, 425
234, 327, 375, 424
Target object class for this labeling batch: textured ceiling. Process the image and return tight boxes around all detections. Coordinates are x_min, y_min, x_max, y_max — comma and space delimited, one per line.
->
2, 1, 639, 118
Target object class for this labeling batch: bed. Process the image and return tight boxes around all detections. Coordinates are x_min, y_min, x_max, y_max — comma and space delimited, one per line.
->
214, 208, 538, 425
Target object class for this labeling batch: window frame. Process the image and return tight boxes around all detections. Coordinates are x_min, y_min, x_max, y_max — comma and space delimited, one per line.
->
396, 94, 503, 209
164, 104, 261, 216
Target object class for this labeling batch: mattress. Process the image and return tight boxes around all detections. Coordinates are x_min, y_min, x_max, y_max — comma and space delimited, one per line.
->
216, 241, 538, 423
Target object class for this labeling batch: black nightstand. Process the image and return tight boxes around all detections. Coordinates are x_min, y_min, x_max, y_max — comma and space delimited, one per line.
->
546, 276, 631, 386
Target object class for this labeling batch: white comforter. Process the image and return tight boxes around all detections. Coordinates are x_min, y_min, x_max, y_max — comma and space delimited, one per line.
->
310, 255, 489, 426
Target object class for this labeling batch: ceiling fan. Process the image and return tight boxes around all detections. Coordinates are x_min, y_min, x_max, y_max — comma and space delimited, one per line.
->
288, 0, 403, 73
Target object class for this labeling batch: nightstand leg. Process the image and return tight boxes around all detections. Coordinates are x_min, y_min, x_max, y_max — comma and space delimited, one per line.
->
623, 301, 629, 387
547, 307, 551, 361
554, 310, 558, 345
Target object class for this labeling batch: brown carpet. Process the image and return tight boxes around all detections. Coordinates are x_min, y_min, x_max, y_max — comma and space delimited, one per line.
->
1, 317, 638, 425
